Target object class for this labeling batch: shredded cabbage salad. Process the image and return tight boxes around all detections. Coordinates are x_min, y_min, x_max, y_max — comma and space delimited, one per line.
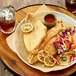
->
54, 26, 76, 64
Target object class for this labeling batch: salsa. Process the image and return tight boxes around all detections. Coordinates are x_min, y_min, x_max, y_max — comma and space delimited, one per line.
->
44, 15, 55, 23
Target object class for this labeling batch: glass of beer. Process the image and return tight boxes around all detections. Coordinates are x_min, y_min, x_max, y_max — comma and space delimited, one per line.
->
0, 5, 16, 34
65, 0, 76, 15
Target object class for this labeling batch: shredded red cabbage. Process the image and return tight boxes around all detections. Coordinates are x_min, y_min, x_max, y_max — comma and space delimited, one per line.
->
53, 26, 76, 54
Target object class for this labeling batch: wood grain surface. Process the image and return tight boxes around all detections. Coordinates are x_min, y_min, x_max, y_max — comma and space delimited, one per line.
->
0, 1, 65, 76
0, 4, 76, 76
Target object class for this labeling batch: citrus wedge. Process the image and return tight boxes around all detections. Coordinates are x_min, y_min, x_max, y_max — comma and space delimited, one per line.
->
44, 55, 56, 67
37, 50, 49, 63
21, 23, 33, 33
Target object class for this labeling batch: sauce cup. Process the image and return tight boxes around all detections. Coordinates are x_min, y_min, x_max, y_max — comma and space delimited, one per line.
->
43, 14, 57, 28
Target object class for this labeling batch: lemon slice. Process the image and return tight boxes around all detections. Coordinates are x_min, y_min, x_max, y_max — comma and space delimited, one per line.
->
37, 50, 49, 63
44, 55, 56, 67
21, 23, 33, 33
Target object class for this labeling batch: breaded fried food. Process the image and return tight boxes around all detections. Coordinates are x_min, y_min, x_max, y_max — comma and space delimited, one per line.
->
28, 53, 38, 64
28, 24, 62, 64
39, 24, 62, 50
24, 13, 47, 54
43, 37, 57, 56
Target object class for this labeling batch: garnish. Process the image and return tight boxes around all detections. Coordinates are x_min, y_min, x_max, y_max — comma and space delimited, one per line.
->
55, 57, 61, 64
44, 55, 56, 67
65, 51, 76, 55
21, 23, 33, 33
68, 27, 72, 30
65, 48, 69, 52
69, 56, 72, 63
62, 57, 67, 61
37, 50, 49, 63
54, 26, 76, 63
61, 29, 66, 34
37, 50, 56, 67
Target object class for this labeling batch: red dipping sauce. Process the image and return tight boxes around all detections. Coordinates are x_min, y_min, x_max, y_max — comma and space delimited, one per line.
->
44, 15, 55, 23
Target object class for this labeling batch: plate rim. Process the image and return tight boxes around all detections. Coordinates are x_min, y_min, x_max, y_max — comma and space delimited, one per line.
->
16, 4, 76, 17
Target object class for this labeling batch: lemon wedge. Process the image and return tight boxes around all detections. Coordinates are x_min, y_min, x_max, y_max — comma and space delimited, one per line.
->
37, 50, 49, 63
21, 23, 33, 33
44, 55, 56, 67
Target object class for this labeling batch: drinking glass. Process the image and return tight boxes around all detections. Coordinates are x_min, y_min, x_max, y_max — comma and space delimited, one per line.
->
0, 5, 16, 34
65, 0, 76, 15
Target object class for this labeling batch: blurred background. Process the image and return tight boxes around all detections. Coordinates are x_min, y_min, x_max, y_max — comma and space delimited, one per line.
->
0, 0, 65, 10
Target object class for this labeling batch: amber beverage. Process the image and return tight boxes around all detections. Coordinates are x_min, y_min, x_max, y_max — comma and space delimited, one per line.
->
0, 5, 16, 34
65, 0, 76, 14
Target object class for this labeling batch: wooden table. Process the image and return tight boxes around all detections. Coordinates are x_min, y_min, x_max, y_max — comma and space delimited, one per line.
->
0, 0, 76, 76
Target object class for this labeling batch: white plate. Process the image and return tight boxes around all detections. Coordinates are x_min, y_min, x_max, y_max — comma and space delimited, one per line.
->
16, 12, 76, 72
